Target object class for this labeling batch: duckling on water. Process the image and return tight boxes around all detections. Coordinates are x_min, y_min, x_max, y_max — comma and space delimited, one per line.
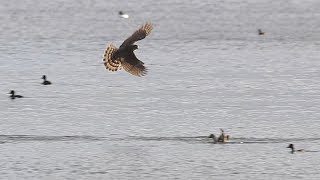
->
42, 75, 52, 85
287, 144, 304, 153
9, 90, 23, 99
258, 29, 265, 35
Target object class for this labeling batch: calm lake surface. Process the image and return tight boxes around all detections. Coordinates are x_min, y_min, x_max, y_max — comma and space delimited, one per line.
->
1, 0, 320, 179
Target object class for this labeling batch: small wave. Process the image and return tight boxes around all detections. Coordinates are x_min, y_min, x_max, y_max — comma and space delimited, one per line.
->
0, 134, 105, 143
2, 135, 320, 145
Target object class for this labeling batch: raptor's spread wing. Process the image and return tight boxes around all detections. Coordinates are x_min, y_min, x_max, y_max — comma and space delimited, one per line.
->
120, 58, 147, 77
120, 23, 153, 47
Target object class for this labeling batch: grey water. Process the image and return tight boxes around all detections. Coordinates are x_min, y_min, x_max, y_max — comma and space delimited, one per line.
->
1, 0, 320, 179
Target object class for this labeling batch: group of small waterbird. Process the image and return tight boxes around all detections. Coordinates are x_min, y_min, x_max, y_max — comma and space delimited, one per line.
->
208, 129, 230, 143
209, 129, 306, 153
9, 75, 51, 99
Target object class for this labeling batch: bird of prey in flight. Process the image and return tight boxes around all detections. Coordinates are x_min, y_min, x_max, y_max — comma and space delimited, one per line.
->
103, 23, 153, 77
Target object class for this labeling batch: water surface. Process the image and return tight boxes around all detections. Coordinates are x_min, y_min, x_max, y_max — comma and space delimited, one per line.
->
1, 0, 320, 179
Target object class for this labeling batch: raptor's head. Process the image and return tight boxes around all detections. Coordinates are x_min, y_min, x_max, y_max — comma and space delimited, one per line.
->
131, 45, 138, 51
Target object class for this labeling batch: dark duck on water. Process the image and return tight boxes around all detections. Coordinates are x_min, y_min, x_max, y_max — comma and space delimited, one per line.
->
9, 90, 23, 99
42, 75, 52, 85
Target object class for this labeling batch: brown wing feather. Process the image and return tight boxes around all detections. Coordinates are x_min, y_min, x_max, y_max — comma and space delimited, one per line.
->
120, 23, 153, 47
103, 44, 122, 71
120, 59, 147, 77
